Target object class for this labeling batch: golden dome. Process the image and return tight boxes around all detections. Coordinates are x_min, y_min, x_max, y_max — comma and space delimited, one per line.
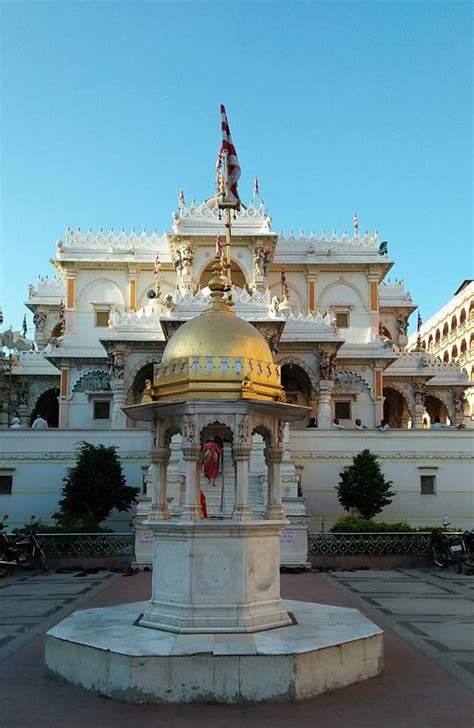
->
162, 308, 272, 364
153, 256, 284, 402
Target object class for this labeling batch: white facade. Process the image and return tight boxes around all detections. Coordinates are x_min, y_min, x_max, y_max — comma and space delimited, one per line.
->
0, 197, 472, 533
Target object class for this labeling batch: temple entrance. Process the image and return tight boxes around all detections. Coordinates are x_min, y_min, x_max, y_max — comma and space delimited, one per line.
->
383, 387, 410, 428
425, 395, 450, 425
31, 388, 59, 427
198, 259, 247, 291
128, 363, 155, 429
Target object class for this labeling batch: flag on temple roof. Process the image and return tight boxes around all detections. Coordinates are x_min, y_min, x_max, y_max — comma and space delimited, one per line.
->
153, 252, 161, 278
59, 300, 65, 322
215, 234, 223, 258
281, 266, 287, 285
178, 189, 185, 207
353, 212, 359, 233
22, 314, 27, 337
219, 104, 241, 210
417, 311, 423, 331
253, 176, 259, 198
0, 309, 3, 325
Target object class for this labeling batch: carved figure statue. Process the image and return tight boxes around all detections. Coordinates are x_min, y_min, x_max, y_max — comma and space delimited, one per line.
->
141, 379, 153, 404
165, 294, 176, 313
379, 241, 388, 256
270, 296, 280, 316
174, 249, 183, 274
262, 250, 270, 278
397, 315, 408, 335
253, 252, 262, 278
414, 384, 425, 406
319, 351, 335, 380
111, 351, 126, 380
238, 416, 250, 446
16, 382, 29, 406
33, 311, 47, 331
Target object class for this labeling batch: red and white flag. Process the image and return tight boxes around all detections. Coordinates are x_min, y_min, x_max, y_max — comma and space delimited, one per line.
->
417, 311, 423, 332
219, 104, 241, 210
215, 234, 224, 258
253, 176, 259, 198
59, 300, 65, 322
353, 212, 359, 233
153, 252, 161, 279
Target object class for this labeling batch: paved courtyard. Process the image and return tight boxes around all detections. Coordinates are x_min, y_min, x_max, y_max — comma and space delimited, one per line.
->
0, 567, 472, 727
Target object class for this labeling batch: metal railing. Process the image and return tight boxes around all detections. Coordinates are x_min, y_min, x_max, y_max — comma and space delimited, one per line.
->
308, 532, 433, 556
37, 533, 134, 558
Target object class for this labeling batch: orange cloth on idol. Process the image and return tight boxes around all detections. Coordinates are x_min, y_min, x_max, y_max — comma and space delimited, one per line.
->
202, 440, 222, 483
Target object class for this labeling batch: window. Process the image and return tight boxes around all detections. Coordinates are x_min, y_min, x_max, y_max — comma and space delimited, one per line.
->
0, 475, 13, 495
95, 311, 109, 327
335, 312, 349, 328
93, 401, 110, 420
420, 475, 435, 495
335, 401, 351, 420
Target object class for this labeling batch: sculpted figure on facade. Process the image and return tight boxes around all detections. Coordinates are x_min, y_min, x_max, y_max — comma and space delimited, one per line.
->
33, 311, 47, 331
319, 351, 335, 381
413, 381, 426, 406
397, 315, 408, 336
110, 351, 126, 380
238, 415, 250, 447
141, 379, 153, 404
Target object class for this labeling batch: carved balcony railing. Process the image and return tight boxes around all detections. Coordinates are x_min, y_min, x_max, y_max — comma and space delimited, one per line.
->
37, 533, 134, 558
308, 532, 434, 556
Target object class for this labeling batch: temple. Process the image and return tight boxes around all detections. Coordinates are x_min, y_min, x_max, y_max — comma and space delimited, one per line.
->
1, 193, 472, 541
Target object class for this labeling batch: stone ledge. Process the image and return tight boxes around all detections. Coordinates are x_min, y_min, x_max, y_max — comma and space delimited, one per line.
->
45, 599, 383, 703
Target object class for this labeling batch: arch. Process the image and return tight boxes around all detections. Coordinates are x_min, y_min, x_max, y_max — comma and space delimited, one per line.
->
470, 333, 474, 351
276, 355, 318, 392
380, 325, 393, 340
71, 368, 111, 397
252, 423, 273, 448
128, 361, 155, 407
460, 307, 467, 325
318, 278, 366, 310
427, 334, 433, 349
269, 281, 304, 313
451, 344, 458, 360
471, 365, 474, 382
435, 328, 441, 344
125, 354, 163, 394
421, 340, 426, 349
460, 338, 467, 355
31, 387, 59, 427
137, 280, 176, 309
280, 362, 313, 408
199, 421, 234, 448
425, 394, 450, 424
334, 370, 374, 401
442, 322, 449, 337
76, 277, 125, 307
198, 258, 247, 291
383, 386, 412, 428
470, 300, 474, 317
450, 314, 457, 332
443, 350, 449, 363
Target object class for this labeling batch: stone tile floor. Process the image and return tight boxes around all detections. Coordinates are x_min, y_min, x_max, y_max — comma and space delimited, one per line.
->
325, 568, 474, 692
0, 567, 472, 727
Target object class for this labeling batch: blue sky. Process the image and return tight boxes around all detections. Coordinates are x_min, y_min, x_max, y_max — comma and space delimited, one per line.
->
1, 0, 472, 336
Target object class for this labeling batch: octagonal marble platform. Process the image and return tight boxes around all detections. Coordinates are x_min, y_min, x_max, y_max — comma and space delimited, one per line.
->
45, 599, 383, 703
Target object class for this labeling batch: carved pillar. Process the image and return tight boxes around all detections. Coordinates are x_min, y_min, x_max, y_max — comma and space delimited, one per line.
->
368, 272, 379, 339
232, 447, 252, 522
181, 447, 203, 520
374, 367, 384, 425
58, 366, 70, 428
317, 380, 334, 428
413, 381, 426, 429
108, 348, 129, 428
65, 269, 76, 333
149, 446, 171, 520
264, 447, 285, 520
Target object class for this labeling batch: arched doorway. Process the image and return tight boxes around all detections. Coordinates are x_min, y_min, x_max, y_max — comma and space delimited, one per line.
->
31, 388, 59, 427
198, 259, 247, 291
425, 395, 449, 424
281, 363, 313, 427
128, 363, 154, 429
383, 387, 410, 428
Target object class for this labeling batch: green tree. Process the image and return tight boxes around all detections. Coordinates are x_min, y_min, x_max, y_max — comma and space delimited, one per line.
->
335, 449, 395, 520
55, 441, 139, 528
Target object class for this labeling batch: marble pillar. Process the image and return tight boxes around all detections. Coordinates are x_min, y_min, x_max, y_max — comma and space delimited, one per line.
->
232, 447, 252, 522
149, 447, 171, 520
317, 380, 334, 428
181, 447, 203, 521
264, 447, 285, 520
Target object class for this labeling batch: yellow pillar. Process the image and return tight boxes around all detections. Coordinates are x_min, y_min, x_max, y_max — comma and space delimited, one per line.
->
58, 367, 70, 428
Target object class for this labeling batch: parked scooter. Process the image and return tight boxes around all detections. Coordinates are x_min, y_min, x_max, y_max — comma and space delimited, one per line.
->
0, 531, 48, 577
429, 523, 464, 572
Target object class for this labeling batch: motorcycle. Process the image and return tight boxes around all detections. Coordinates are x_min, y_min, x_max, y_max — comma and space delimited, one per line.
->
456, 530, 474, 574
429, 525, 464, 572
0, 531, 48, 577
